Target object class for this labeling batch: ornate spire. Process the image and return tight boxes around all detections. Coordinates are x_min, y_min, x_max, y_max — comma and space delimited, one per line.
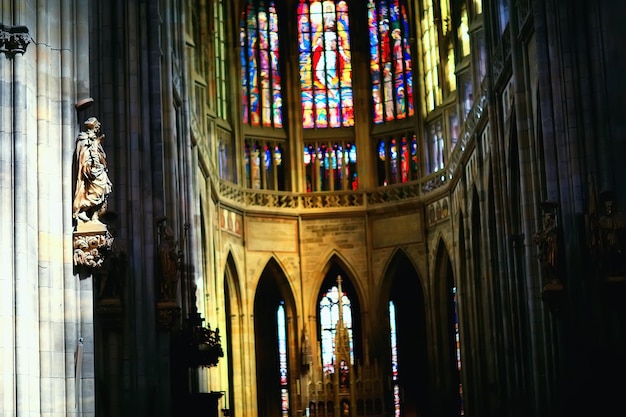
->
334, 275, 350, 364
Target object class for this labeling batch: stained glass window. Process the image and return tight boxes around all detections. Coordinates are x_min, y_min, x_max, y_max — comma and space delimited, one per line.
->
389, 301, 400, 417
304, 141, 357, 192
240, 0, 283, 128
218, 127, 236, 182
368, 0, 415, 124
298, 0, 354, 128
277, 302, 289, 417
319, 285, 353, 374
245, 139, 285, 190
452, 286, 464, 415
376, 132, 418, 186
426, 119, 444, 174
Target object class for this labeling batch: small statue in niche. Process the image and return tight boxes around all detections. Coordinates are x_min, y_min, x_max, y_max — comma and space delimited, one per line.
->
598, 191, 626, 278
158, 219, 181, 302
532, 202, 560, 285
73, 117, 112, 224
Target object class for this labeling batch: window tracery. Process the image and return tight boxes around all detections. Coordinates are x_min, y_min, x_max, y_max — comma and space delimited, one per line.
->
240, 0, 283, 127
367, 0, 415, 124
298, 0, 354, 129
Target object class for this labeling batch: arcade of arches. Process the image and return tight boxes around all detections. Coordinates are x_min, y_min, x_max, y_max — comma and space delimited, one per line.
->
1, 1, 625, 417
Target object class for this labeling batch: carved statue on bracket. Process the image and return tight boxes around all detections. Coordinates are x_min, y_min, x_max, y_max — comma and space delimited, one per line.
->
73, 117, 112, 227
532, 201, 564, 300
598, 191, 626, 281
72, 117, 114, 272
157, 218, 182, 303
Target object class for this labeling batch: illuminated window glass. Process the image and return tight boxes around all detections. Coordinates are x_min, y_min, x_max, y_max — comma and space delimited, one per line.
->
319, 285, 353, 374
421, 0, 441, 113
304, 141, 357, 192
452, 286, 464, 415
449, 107, 460, 151
496, 0, 509, 34
458, 5, 470, 58
445, 41, 456, 94
245, 139, 285, 190
473, 0, 483, 15
389, 301, 400, 417
440, 0, 451, 35
376, 132, 418, 186
426, 119, 444, 174
298, 0, 354, 128
277, 302, 289, 417
213, 0, 228, 119
367, 0, 415, 124
240, 0, 283, 127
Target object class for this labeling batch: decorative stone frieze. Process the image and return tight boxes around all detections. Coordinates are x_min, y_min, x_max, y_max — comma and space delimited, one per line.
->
0, 24, 31, 57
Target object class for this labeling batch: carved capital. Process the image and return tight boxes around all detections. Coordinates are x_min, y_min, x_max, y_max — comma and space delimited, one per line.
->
0, 24, 31, 57
73, 230, 114, 270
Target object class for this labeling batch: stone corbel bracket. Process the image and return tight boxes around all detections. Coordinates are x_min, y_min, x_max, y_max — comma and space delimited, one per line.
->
0, 24, 32, 57
73, 230, 114, 271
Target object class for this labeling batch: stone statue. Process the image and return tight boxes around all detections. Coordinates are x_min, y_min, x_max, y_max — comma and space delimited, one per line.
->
599, 191, 626, 278
533, 209, 559, 283
73, 117, 112, 224
158, 222, 180, 302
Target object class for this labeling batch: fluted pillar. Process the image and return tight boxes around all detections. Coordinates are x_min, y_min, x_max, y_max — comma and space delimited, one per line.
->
0, 1, 93, 416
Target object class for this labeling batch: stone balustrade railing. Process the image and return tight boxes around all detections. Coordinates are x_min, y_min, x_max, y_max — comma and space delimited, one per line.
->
216, 82, 489, 214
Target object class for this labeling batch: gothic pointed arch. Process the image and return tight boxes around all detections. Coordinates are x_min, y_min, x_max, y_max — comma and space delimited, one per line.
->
315, 256, 363, 364
309, 250, 365, 310
433, 238, 464, 416
224, 251, 243, 310
254, 257, 298, 417
223, 251, 244, 417
507, 108, 522, 233
378, 248, 429, 417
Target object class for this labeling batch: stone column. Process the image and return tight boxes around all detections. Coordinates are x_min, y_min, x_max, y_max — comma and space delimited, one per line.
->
1, 1, 94, 416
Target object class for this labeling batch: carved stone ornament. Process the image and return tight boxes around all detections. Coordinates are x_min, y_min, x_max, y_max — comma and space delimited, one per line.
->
0, 24, 31, 57
73, 230, 114, 270
185, 312, 224, 368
